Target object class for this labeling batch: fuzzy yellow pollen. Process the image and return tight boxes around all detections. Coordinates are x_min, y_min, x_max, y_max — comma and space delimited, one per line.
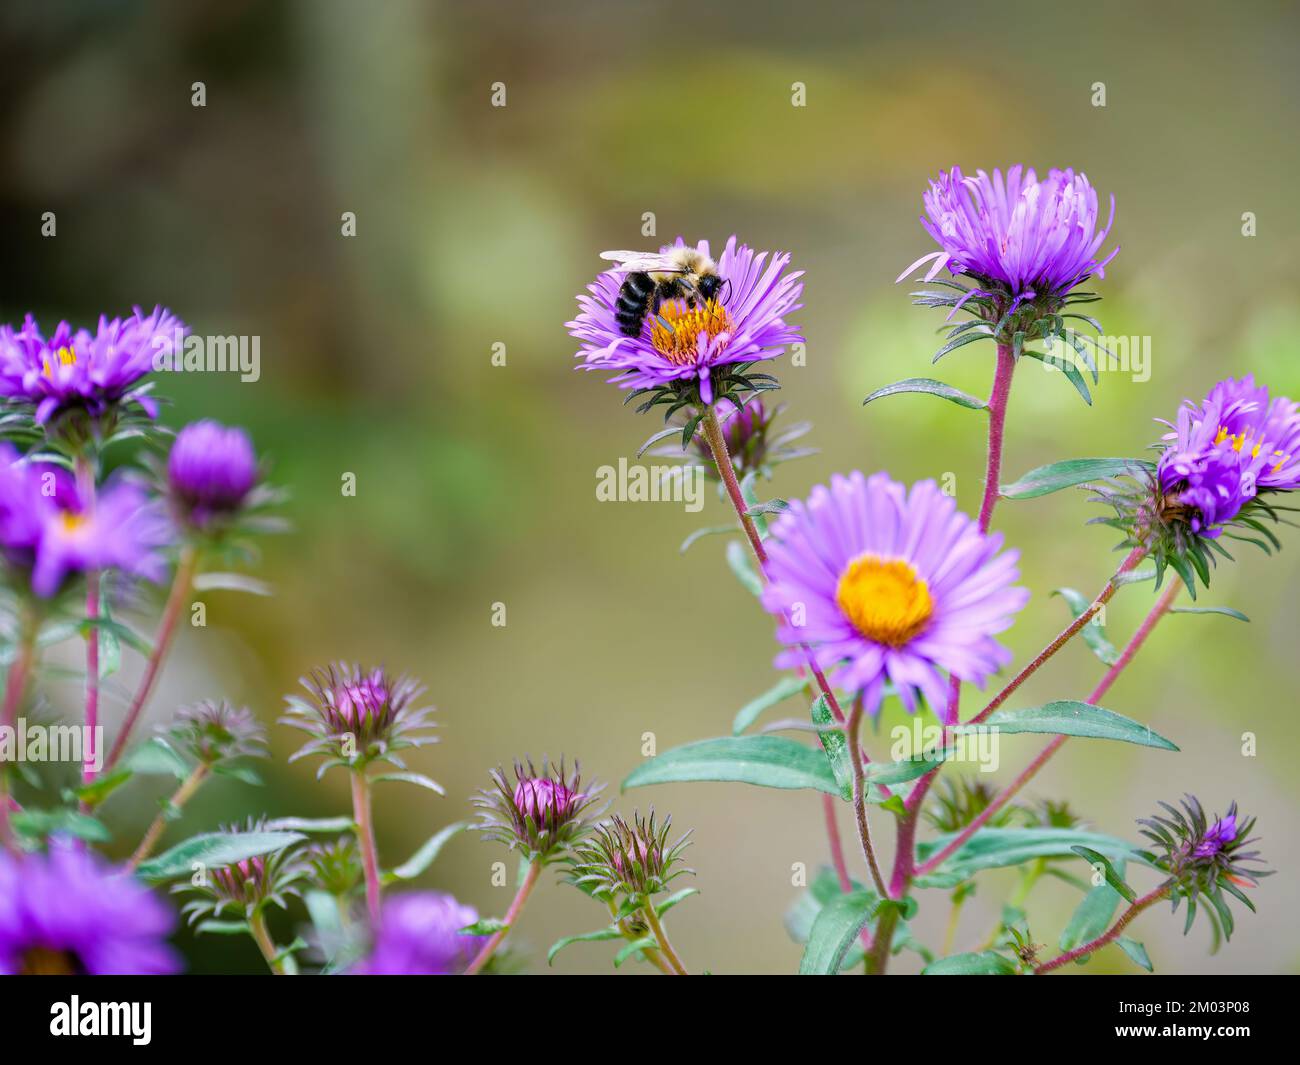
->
649, 299, 733, 366
41, 345, 77, 380
1216, 424, 1288, 470
835, 554, 934, 648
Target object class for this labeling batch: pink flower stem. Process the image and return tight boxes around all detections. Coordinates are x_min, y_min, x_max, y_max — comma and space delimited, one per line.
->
700, 404, 886, 891
914, 580, 1180, 877
976, 342, 1017, 533
105, 545, 199, 772
466, 859, 542, 975
1035, 884, 1171, 974
350, 770, 383, 926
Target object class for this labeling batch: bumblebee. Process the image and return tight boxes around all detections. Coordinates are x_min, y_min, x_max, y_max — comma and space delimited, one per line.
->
601, 247, 726, 337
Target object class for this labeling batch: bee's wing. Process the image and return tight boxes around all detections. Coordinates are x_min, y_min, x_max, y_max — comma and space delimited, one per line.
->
599, 249, 679, 273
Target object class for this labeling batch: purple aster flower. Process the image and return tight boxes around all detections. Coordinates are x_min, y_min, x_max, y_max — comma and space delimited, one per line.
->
567, 236, 803, 405
1157, 375, 1300, 536
353, 892, 485, 975
898, 166, 1118, 300
0, 839, 180, 974
1193, 813, 1238, 858
167, 419, 260, 529
0, 446, 168, 597
0, 306, 185, 428
760, 472, 1029, 722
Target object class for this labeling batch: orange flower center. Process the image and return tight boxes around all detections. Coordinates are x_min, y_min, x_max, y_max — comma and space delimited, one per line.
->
835, 554, 933, 647
649, 299, 733, 366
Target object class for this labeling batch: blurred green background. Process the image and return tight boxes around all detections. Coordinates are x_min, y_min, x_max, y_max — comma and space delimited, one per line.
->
2, 0, 1297, 974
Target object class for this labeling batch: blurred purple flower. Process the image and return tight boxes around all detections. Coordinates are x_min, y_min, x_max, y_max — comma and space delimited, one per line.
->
168, 419, 259, 528
760, 471, 1028, 722
1157, 375, 1300, 536
0, 839, 179, 975
0, 445, 168, 597
898, 166, 1117, 300
353, 892, 484, 975
567, 236, 803, 404
0, 306, 185, 426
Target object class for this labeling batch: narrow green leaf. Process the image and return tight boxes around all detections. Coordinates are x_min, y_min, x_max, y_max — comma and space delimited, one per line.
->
386, 821, 469, 883
11, 807, 111, 844
732, 675, 808, 734
1070, 846, 1138, 903
798, 890, 878, 975
195, 920, 252, 936
1060, 860, 1126, 950
654, 887, 700, 916
126, 737, 191, 780
922, 950, 1017, 975
460, 918, 507, 936
956, 701, 1178, 751
1115, 936, 1153, 972
1022, 349, 1091, 405
864, 749, 952, 785
192, 572, 273, 596
372, 772, 445, 794
726, 540, 763, 597
811, 695, 853, 800
1169, 606, 1250, 622
915, 828, 1142, 885
623, 736, 839, 796
547, 926, 622, 965
1053, 588, 1120, 665
614, 936, 659, 967
1000, 458, 1155, 500
135, 830, 305, 882
264, 816, 356, 833
862, 377, 987, 411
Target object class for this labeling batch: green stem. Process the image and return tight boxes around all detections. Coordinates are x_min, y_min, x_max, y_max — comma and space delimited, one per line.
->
642, 899, 689, 975
127, 762, 210, 869
865, 905, 899, 975
248, 910, 287, 975
607, 898, 672, 974
467, 859, 541, 975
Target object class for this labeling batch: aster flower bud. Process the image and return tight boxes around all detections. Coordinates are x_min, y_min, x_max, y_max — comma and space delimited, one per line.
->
167, 419, 260, 532
924, 776, 1015, 833
282, 663, 438, 776
570, 808, 693, 902
670, 397, 815, 481
302, 836, 364, 899
163, 699, 266, 767
174, 818, 308, 925
1137, 796, 1270, 941
473, 757, 603, 863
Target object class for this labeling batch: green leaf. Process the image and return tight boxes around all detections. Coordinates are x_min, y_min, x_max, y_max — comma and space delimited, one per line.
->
623, 736, 839, 797
865, 749, 953, 785
11, 807, 111, 844
726, 540, 763, 596
210, 763, 262, 786
385, 821, 469, 883
460, 918, 507, 936
922, 950, 1018, 975
195, 920, 252, 936
1115, 936, 1154, 972
547, 926, 623, 965
955, 701, 1177, 751
862, 377, 987, 411
614, 936, 659, 967
915, 828, 1142, 886
798, 890, 878, 975
732, 675, 808, 734
1060, 860, 1127, 950
1053, 588, 1120, 665
71, 767, 134, 808
654, 886, 700, 916
135, 830, 305, 881
1000, 458, 1155, 500
679, 525, 738, 554
192, 572, 273, 596
1169, 606, 1250, 622
1021, 348, 1091, 405
811, 695, 853, 800
1070, 846, 1138, 903
126, 737, 191, 780
372, 772, 445, 794
264, 816, 356, 833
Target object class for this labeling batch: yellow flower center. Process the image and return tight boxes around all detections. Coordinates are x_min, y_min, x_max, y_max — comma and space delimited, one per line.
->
1214, 424, 1289, 473
649, 299, 733, 366
42, 345, 77, 379
835, 554, 934, 647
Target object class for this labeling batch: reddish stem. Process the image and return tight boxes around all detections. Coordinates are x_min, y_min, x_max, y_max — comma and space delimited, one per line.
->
1035, 884, 1170, 974
105, 546, 198, 771
466, 859, 541, 975
977, 342, 1016, 534
351, 771, 383, 925
915, 579, 1179, 878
